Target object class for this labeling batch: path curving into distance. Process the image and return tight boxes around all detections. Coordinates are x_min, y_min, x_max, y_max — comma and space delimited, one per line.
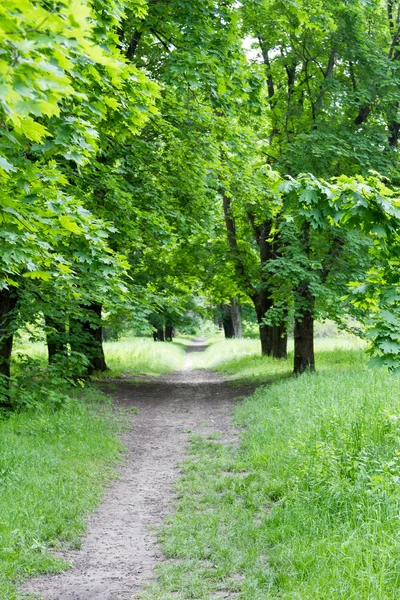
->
22, 340, 253, 600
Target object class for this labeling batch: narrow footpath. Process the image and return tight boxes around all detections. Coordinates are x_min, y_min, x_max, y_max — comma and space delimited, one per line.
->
23, 340, 253, 600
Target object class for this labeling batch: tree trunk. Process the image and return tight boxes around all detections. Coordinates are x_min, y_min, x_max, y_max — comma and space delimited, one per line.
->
272, 323, 288, 359
230, 298, 243, 339
70, 303, 108, 374
221, 304, 235, 339
85, 303, 107, 372
294, 286, 315, 374
45, 315, 67, 363
253, 292, 273, 355
0, 287, 18, 406
259, 322, 273, 355
153, 328, 165, 342
293, 221, 315, 374
165, 325, 174, 341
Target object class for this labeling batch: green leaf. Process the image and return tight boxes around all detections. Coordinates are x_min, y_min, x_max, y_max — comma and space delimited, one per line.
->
23, 271, 53, 281
59, 216, 84, 234
378, 341, 400, 355
0, 156, 16, 173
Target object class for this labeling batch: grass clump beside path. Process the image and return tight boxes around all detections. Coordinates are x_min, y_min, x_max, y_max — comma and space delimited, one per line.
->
104, 338, 186, 376
0, 388, 122, 600
141, 340, 400, 600
15, 337, 186, 378
192, 336, 365, 384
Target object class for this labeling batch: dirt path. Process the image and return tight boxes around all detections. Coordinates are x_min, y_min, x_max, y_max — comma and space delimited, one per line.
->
22, 340, 253, 600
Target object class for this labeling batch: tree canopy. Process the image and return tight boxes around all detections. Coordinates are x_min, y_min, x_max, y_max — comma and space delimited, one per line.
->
2, 0, 400, 405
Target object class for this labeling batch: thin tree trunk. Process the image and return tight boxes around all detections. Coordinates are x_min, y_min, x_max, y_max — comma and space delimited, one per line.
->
221, 304, 235, 339
165, 325, 174, 341
248, 215, 286, 357
230, 298, 243, 339
45, 315, 67, 363
253, 292, 273, 355
294, 287, 315, 374
153, 328, 165, 341
70, 303, 108, 374
0, 287, 18, 405
85, 303, 107, 372
293, 222, 315, 374
272, 323, 288, 359
259, 323, 273, 355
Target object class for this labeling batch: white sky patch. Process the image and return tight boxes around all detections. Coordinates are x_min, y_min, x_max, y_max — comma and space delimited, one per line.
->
242, 36, 263, 62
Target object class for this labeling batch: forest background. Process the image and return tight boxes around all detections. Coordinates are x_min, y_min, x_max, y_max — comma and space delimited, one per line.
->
3, 0, 400, 402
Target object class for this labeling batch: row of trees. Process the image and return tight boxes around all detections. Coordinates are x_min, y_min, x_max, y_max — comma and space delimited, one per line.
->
2, 0, 400, 407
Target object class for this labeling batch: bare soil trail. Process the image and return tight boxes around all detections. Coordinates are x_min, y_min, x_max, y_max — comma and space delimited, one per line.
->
22, 340, 254, 600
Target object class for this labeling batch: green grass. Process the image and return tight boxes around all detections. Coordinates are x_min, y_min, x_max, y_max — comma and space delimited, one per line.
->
14, 337, 186, 377
104, 337, 186, 376
0, 388, 123, 600
191, 336, 366, 385
140, 339, 400, 600
13, 342, 47, 362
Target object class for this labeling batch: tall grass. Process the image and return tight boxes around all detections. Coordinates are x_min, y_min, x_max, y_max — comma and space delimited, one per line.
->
104, 338, 186, 376
191, 336, 366, 384
233, 362, 400, 598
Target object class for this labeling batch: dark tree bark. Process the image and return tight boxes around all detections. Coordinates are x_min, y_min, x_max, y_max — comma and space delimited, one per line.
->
85, 303, 107, 372
230, 298, 243, 339
248, 214, 288, 358
45, 315, 67, 363
165, 324, 174, 341
273, 322, 288, 359
354, 104, 371, 126
253, 291, 273, 355
258, 37, 275, 102
389, 105, 400, 147
248, 215, 274, 355
126, 30, 143, 60
314, 48, 336, 117
293, 222, 315, 374
0, 287, 18, 405
222, 192, 287, 356
70, 303, 108, 374
221, 304, 235, 339
294, 287, 315, 374
153, 327, 164, 342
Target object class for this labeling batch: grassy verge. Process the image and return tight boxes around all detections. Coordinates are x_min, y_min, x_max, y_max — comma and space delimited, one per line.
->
191, 336, 365, 384
0, 388, 123, 600
14, 337, 186, 378
140, 340, 400, 600
104, 338, 186, 376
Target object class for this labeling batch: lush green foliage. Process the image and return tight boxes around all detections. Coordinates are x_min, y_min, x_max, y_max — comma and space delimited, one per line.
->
3, 0, 400, 386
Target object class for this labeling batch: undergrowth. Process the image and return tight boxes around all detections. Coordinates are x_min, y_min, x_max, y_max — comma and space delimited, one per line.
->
141, 341, 400, 599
